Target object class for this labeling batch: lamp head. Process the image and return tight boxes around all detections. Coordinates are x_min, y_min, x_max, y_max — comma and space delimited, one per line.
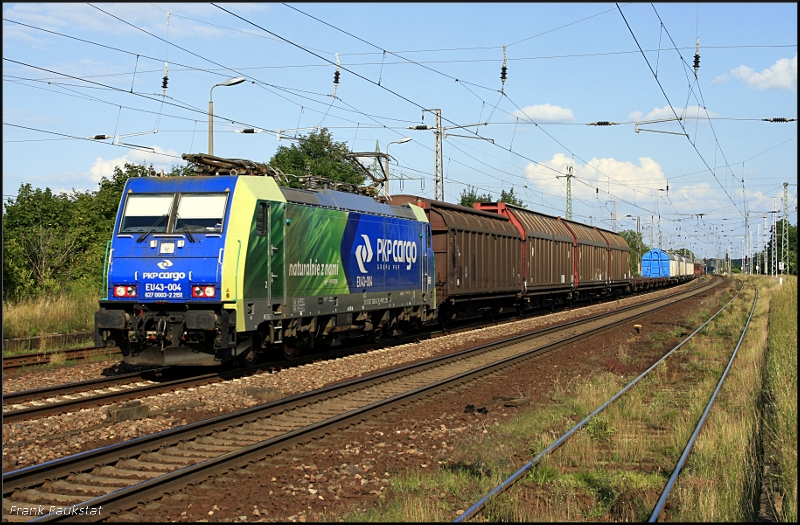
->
219, 76, 246, 87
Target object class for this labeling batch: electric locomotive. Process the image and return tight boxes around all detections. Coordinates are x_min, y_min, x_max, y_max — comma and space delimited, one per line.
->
95, 159, 436, 367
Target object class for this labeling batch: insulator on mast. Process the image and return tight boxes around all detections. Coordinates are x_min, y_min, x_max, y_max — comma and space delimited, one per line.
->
500, 45, 508, 94
332, 53, 341, 99
161, 63, 169, 95
693, 37, 700, 77
162, 12, 170, 96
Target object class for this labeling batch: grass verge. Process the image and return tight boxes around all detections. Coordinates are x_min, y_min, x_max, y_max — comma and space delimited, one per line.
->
2, 288, 99, 342
762, 276, 798, 522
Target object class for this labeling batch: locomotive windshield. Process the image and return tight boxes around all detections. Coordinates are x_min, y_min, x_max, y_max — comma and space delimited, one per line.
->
119, 192, 228, 234
175, 193, 228, 232
119, 194, 174, 233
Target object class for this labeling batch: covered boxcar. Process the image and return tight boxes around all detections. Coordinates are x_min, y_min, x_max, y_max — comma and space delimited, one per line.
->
642, 248, 670, 278
388, 195, 523, 322
595, 227, 632, 288
472, 203, 573, 304
561, 219, 609, 296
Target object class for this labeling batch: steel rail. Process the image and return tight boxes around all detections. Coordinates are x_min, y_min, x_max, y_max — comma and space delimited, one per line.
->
1, 335, 421, 423
2, 369, 168, 405
2, 277, 720, 522
455, 277, 741, 522
2, 371, 226, 424
648, 282, 758, 522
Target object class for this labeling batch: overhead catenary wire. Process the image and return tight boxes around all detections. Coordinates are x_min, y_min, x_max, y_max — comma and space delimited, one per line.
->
12, 7, 688, 223
273, 1, 693, 220
616, 3, 745, 219
3, 122, 184, 159
3, 58, 272, 135
6, 5, 788, 241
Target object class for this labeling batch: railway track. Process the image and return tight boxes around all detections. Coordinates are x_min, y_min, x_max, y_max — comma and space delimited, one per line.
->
2, 346, 114, 371
2, 278, 704, 374
456, 278, 754, 522
1, 279, 708, 425
1, 332, 429, 425
1, 276, 720, 522
2, 369, 169, 407
1, 370, 220, 425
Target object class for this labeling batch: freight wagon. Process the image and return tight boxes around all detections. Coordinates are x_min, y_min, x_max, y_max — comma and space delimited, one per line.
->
388, 195, 523, 324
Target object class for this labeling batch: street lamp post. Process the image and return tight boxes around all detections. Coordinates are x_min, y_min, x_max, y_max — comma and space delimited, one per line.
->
385, 137, 412, 197
209, 76, 246, 156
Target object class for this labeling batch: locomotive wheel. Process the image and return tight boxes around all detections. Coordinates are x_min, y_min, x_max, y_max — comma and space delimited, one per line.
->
239, 342, 260, 368
282, 338, 300, 360
368, 326, 384, 344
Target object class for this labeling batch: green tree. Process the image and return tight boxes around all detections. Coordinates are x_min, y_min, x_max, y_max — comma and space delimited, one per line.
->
500, 187, 523, 207
2, 184, 83, 298
458, 186, 493, 208
459, 186, 523, 208
2, 162, 195, 301
619, 229, 649, 277
768, 221, 797, 275
268, 128, 365, 188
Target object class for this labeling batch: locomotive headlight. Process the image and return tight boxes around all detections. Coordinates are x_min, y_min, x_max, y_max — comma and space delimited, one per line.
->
192, 285, 217, 298
114, 285, 137, 297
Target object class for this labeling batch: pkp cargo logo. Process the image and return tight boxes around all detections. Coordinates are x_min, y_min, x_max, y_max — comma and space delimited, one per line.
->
355, 235, 373, 273
142, 259, 185, 281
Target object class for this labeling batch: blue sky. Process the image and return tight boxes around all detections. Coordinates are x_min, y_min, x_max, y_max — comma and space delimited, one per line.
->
3, 3, 797, 261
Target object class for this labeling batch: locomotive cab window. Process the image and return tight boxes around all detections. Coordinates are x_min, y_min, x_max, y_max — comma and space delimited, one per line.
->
175, 193, 228, 232
119, 194, 174, 233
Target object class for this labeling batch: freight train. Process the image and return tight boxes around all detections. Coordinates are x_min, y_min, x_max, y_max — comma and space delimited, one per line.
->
95, 155, 694, 367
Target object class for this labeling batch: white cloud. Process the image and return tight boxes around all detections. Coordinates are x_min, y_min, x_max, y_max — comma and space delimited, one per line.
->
89, 145, 182, 183
627, 105, 719, 122
713, 54, 797, 91
524, 153, 731, 215
524, 153, 668, 204
510, 104, 575, 123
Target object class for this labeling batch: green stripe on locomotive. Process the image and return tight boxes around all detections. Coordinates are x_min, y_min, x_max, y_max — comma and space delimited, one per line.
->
243, 202, 352, 300
220, 176, 286, 330
283, 205, 352, 296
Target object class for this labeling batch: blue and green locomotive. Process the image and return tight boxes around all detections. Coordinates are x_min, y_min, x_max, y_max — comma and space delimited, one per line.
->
94, 163, 436, 367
